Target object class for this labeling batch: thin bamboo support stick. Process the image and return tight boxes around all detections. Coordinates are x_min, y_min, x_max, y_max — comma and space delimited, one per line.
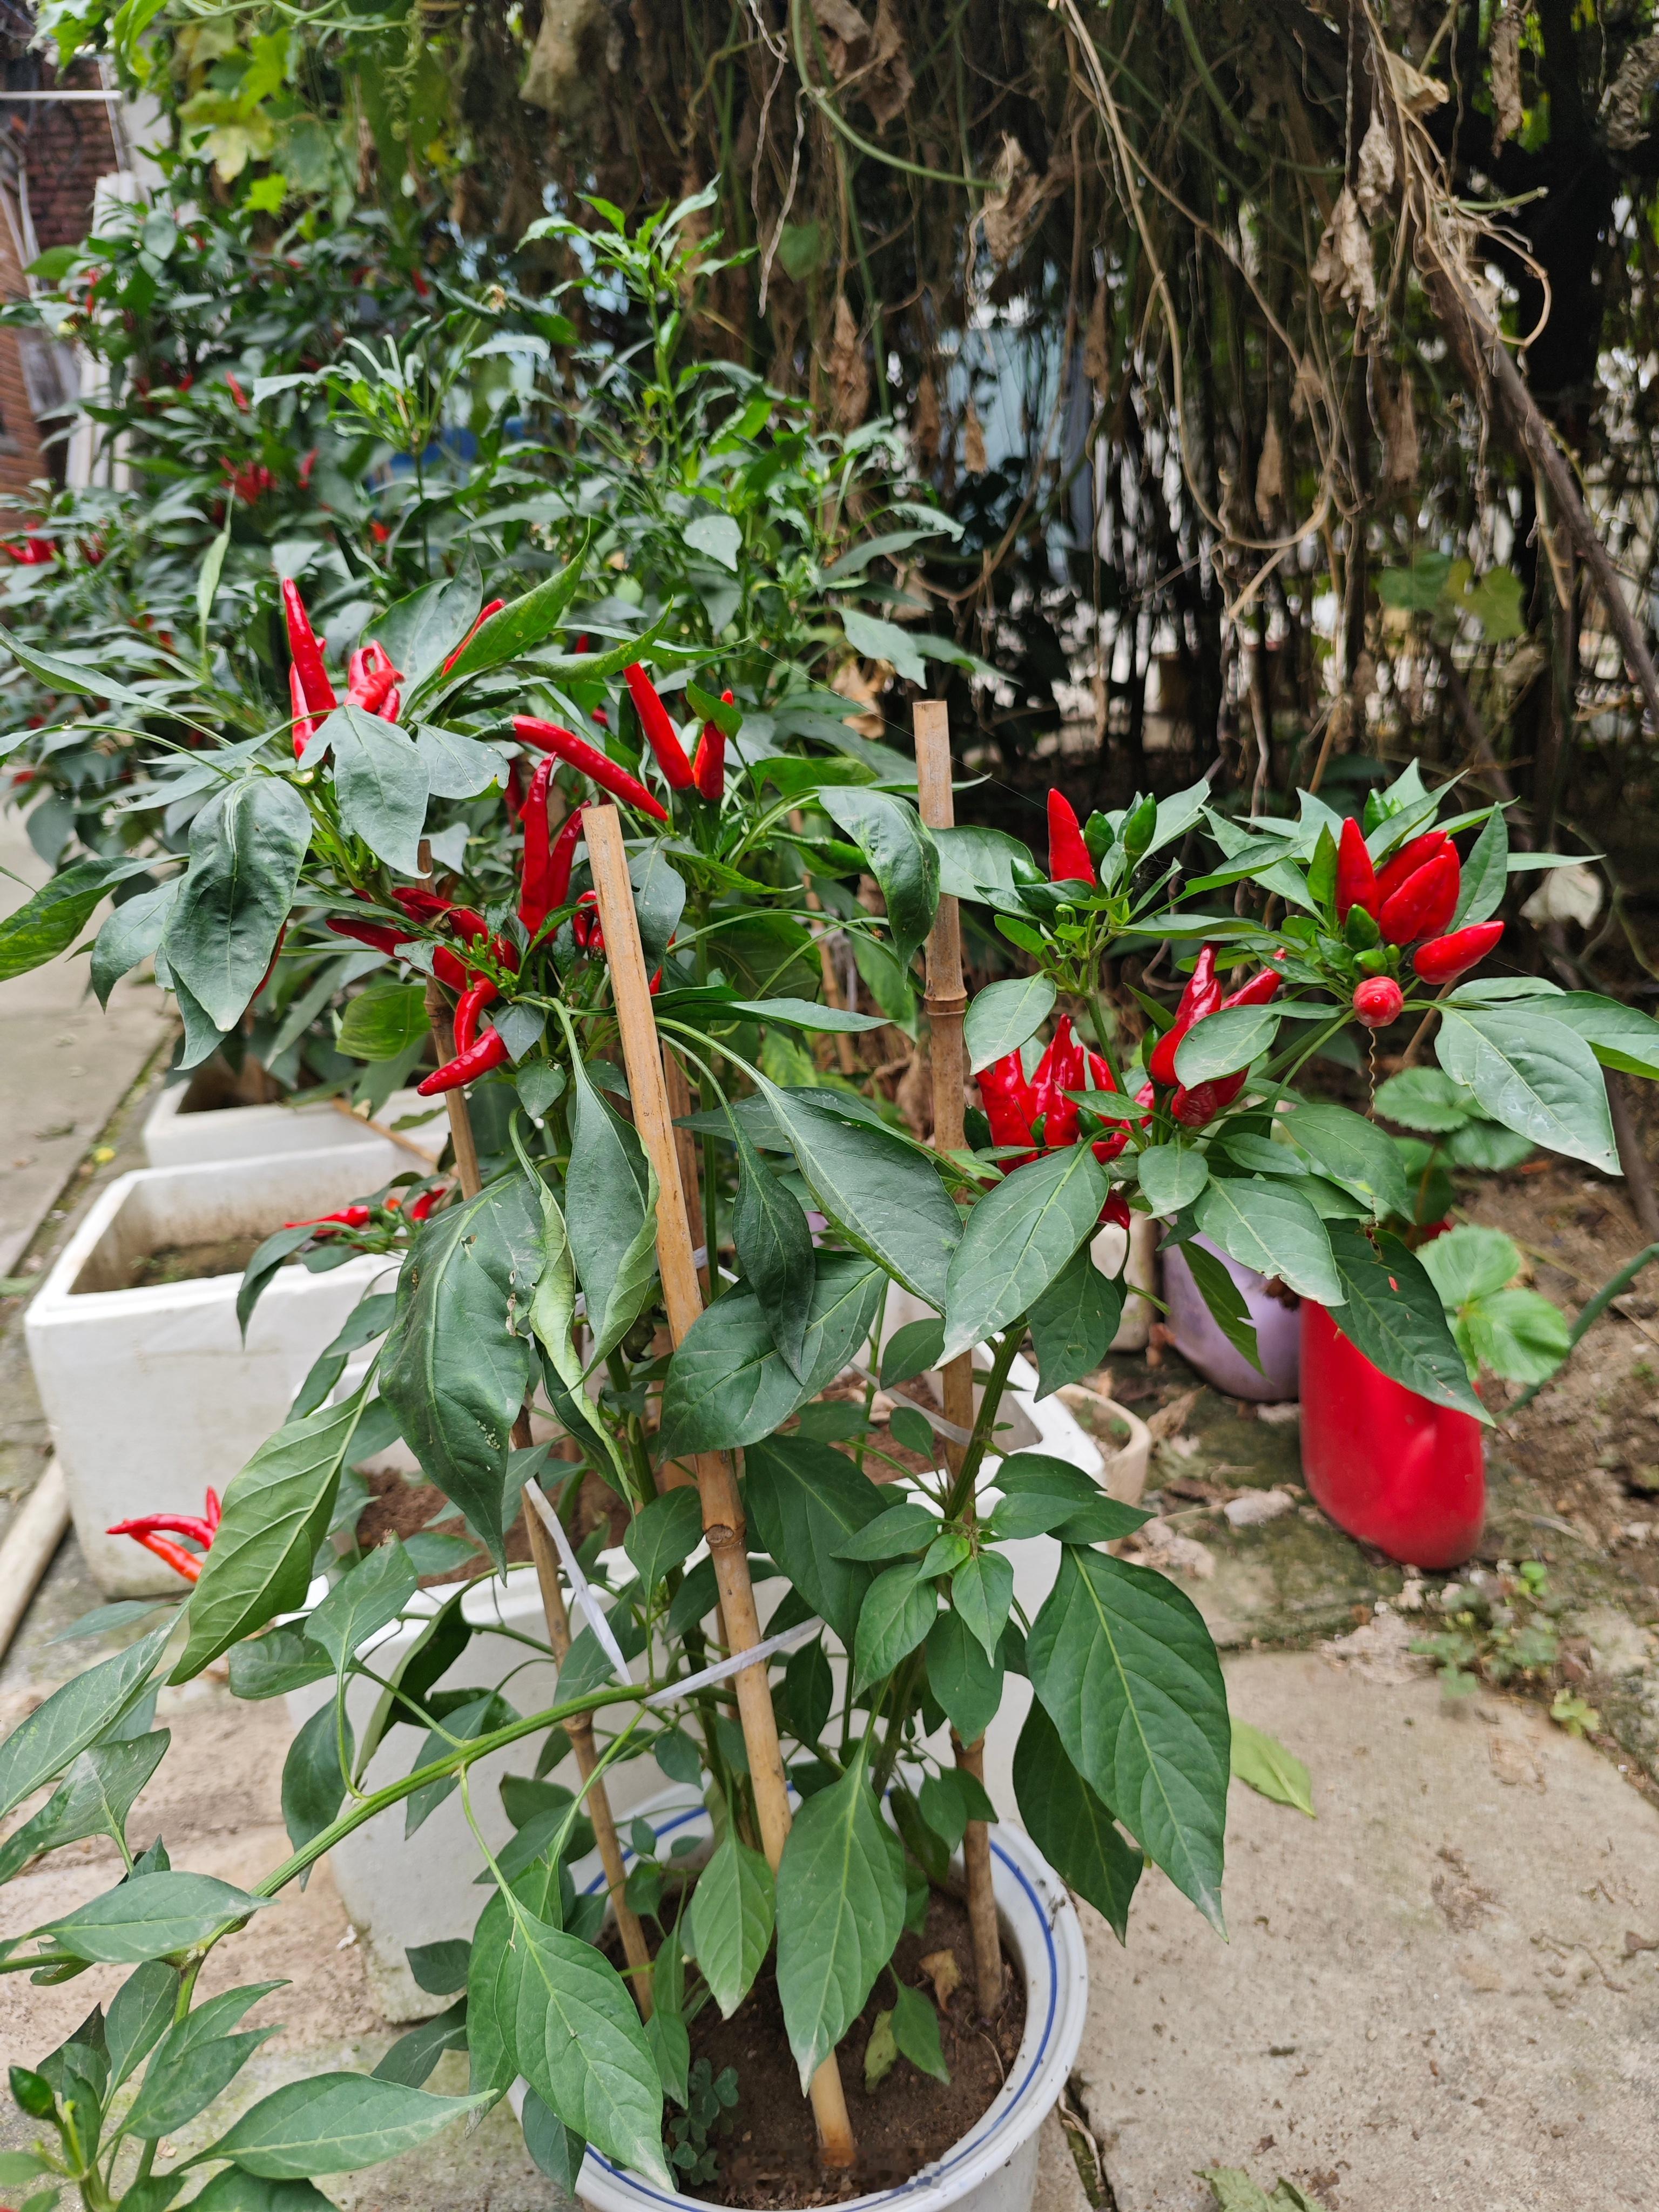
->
421, 975, 653, 2011
586, 805, 857, 2169
916, 702, 1003, 2022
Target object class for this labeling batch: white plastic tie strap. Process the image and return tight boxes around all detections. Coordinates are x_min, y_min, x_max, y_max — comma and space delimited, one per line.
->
644, 1615, 820, 1707
525, 1481, 632, 1679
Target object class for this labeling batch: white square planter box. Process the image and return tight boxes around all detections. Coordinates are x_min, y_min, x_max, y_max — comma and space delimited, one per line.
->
26, 1149, 400, 1596
144, 1080, 443, 1174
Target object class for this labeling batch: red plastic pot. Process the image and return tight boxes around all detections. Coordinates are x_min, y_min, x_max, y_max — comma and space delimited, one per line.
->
1300, 1300, 1485, 1569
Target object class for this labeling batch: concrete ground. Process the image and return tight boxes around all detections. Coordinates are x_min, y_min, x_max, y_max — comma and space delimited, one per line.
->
1, 985, 1658, 2210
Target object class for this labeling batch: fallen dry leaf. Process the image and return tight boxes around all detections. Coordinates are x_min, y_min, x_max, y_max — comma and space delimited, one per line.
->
918, 1948, 962, 2008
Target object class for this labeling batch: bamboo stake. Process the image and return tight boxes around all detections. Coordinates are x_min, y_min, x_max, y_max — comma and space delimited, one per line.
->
915, 702, 1003, 2022
421, 975, 653, 2012
586, 805, 857, 2169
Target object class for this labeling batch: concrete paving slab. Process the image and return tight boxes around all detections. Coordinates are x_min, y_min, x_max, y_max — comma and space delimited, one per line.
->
1073, 1649, 1659, 2211
0, 813, 172, 1279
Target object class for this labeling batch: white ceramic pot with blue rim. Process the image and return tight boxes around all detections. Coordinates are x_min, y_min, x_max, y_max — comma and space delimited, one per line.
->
539, 1786, 1090, 2212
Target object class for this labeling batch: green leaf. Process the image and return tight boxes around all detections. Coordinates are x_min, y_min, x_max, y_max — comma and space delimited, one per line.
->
207, 2074, 491, 2177
880, 1316, 946, 1385
338, 982, 429, 1061
687, 1836, 774, 2019
1026, 1244, 1123, 1399
565, 1057, 660, 1363
942, 1144, 1108, 1362
1172, 1005, 1281, 1087
1229, 1719, 1314, 1817
1434, 1007, 1618, 1174
864, 2008, 898, 2092
658, 1255, 884, 1458
1461, 1287, 1570, 1383
0, 1732, 168, 1885
1014, 1700, 1142, 1941
1137, 1145, 1209, 1216
853, 1562, 938, 1691
371, 2000, 469, 2089
889, 1981, 950, 2083
415, 723, 501, 801
924, 1609, 1003, 1744
373, 566, 483, 693
44, 1872, 268, 1963
0, 1623, 170, 1819
433, 540, 589, 690
832, 1503, 938, 1561
963, 976, 1057, 1074
951, 1550, 1013, 1663
381, 1177, 543, 1567
1193, 1178, 1340, 1304
521, 2086, 585, 2193
1284, 1103, 1411, 1221
933, 824, 1044, 905
164, 778, 312, 1029
623, 1489, 704, 1595
820, 786, 938, 972
731, 1109, 815, 1377
743, 1434, 888, 1648
306, 1542, 419, 1669
106, 1960, 179, 2089
511, 1911, 670, 2185
1175, 1240, 1263, 1374
0, 630, 176, 714
775, 1762, 907, 2087
279, 1703, 352, 1854
1323, 1224, 1489, 1420
1451, 808, 1508, 928
1027, 1545, 1230, 1931
988, 1454, 1149, 1545
1371, 1065, 1473, 1132
90, 879, 179, 1008
172, 1394, 368, 1680
1537, 992, 1659, 1081
1415, 1224, 1519, 1307
185, 2169, 337, 2212
756, 1077, 961, 1311
126, 1984, 283, 2137
321, 704, 429, 878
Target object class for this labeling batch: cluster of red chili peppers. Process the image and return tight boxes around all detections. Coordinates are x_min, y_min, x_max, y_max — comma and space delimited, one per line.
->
283, 580, 406, 758
1334, 820, 1504, 1028
976, 1017, 1132, 1228
107, 1490, 220, 1584
3, 535, 53, 566
1144, 948, 1283, 1127
281, 1185, 444, 1238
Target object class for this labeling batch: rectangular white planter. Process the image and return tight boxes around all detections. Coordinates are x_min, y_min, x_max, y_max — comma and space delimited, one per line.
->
144, 1081, 444, 1174
26, 1149, 400, 1596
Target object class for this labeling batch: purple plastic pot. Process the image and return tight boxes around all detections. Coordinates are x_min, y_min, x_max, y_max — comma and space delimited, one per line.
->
1162, 1233, 1301, 1401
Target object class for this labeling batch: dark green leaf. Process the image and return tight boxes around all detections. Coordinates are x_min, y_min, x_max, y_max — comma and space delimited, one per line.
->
1451, 808, 1508, 928
889, 1980, 950, 2083
44, 1873, 269, 1963
1027, 1546, 1230, 1931
279, 1704, 353, 1854
1434, 1007, 1618, 1174
1284, 1104, 1411, 1221
0, 1625, 170, 1820
852, 1563, 937, 1691
126, 1984, 282, 2137
185, 2168, 337, 2212
687, 1837, 774, 2019
1175, 1240, 1263, 1376
565, 1058, 659, 1363
306, 1542, 419, 1669
775, 1763, 907, 2087
820, 787, 939, 970
1013, 1700, 1142, 1941
924, 1609, 1003, 1744
628, 844, 687, 970
105, 1960, 179, 2090
1371, 1066, 1473, 1133
623, 1489, 704, 1595
879, 1316, 945, 1386
963, 976, 1057, 1074
0, 1732, 168, 1886
833, 1502, 938, 1561
381, 1177, 543, 1567
511, 1911, 670, 2184
173, 1394, 369, 1680
433, 542, 589, 690
1324, 1225, 1489, 1420
731, 1110, 815, 1377
414, 723, 501, 801
781, 1638, 833, 1746
743, 1433, 888, 1647
373, 566, 482, 693
372, 1999, 468, 2088
91, 880, 179, 1008
1027, 1243, 1123, 1398
207, 2075, 491, 2176
942, 1144, 1108, 1361
756, 1078, 961, 1311
227, 1627, 332, 1704
521, 2085, 585, 2193
165, 779, 312, 1029
1172, 1006, 1282, 1087
407, 1938, 470, 1997
1193, 1178, 1340, 1304
950, 1550, 1013, 1662
338, 982, 429, 1061
0, 855, 153, 982
1136, 1145, 1209, 1216
1535, 992, 1659, 1082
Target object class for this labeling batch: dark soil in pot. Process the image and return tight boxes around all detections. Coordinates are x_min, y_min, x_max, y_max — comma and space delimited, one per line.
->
666, 1887, 1024, 2208
104, 1235, 269, 1290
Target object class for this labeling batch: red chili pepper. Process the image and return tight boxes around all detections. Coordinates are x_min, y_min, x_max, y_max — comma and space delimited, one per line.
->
519, 758, 557, 930
226, 373, 249, 412
505, 757, 526, 820
417, 1027, 510, 1095
205, 1488, 221, 1530
253, 924, 286, 1002
1413, 921, 1504, 986
1378, 850, 1460, 944
432, 945, 469, 990
454, 979, 500, 1053
693, 692, 732, 802
289, 665, 319, 760
348, 640, 402, 717
119, 1530, 201, 1583
1098, 1189, 1131, 1232
1335, 817, 1379, 921
1170, 1081, 1223, 1129
1374, 830, 1452, 912
513, 717, 670, 823
547, 805, 585, 911
1220, 966, 1282, 1012
1047, 790, 1094, 884
623, 665, 694, 791
298, 447, 318, 488
1353, 976, 1405, 1027
976, 1049, 1037, 1157
108, 1512, 216, 1547
282, 1205, 373, 1233
327, 917, 408, 955
281, 579, 338, 719
1030, 1017, 1085, 1149
1147, 946, 1221, 1087
406, 1188, 442, 1222
440, 599, 505, 676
